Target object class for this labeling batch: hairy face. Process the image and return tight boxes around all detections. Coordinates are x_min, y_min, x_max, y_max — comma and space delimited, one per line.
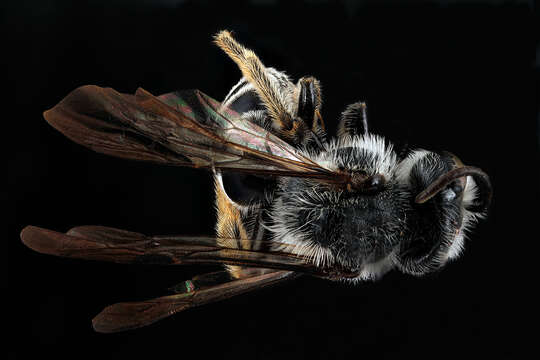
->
393, 150, 484, 275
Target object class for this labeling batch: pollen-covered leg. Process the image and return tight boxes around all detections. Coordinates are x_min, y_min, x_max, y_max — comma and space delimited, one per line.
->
214, 174, 276, 279
214, 31, 320, 147
214, 30, 294, 132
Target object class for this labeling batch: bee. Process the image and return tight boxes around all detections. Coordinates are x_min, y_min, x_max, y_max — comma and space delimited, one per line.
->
21, 31, 492, 333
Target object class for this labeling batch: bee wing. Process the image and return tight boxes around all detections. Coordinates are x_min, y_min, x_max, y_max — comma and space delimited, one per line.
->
43, 85, 341, 180
92, 270, 297, 333
20, 225, 326, 274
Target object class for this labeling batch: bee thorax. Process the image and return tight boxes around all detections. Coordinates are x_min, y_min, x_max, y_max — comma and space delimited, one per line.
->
268, 135, 409, 278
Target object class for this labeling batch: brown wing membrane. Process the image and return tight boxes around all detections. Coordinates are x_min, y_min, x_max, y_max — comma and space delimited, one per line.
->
43, 85, 345, 182
92, 270, 297, 333
20, 225, 331, 275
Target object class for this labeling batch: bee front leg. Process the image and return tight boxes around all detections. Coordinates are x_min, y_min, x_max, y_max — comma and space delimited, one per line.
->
294, 76, 326, 148
297, 77, 325, 130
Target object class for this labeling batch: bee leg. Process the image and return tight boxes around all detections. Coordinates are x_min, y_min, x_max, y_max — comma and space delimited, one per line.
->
337, 101, 368, 138
295, 76, 326, 148
214, 31, 325, 146
214, 30, 294, 132
296, 77, 321, 129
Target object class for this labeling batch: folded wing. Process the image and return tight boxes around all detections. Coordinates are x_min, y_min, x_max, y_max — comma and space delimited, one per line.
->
92, 270, 297, 333
20, 225, 325, 274
43, 85, 340, 180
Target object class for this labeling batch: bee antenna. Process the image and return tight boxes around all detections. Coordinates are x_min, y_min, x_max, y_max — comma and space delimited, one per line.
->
415, 166, 492, 213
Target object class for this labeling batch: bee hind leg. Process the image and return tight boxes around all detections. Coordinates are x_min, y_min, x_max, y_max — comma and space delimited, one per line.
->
214, 30, 294, 132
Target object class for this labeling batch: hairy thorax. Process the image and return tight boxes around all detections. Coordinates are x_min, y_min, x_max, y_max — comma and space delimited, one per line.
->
268, 135, 410, 280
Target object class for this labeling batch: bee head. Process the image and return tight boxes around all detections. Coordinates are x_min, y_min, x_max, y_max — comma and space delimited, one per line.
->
395, 150, 492, 275
269, 134, 409, 280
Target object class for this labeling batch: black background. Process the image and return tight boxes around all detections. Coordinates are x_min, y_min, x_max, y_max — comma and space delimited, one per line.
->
5, 1, 535, 359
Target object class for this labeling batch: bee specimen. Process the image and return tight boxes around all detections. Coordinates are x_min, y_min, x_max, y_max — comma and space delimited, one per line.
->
21, 31, 492, 333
